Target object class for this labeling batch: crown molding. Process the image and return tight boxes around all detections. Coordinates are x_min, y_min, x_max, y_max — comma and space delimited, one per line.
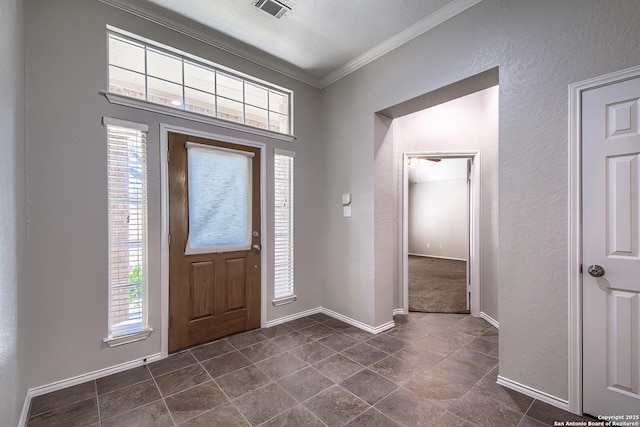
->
97, 0, 322, 88
98, 0, 481, 90
319, 0, 483, 88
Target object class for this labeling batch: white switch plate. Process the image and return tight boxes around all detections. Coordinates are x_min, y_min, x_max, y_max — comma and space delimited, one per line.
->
343, 206, 352, 217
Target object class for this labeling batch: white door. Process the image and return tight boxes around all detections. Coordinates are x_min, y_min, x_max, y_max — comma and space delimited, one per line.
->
582, 76, 640, 417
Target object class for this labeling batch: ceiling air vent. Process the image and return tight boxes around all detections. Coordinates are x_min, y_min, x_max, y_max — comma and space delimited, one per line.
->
254, 0, 291, 19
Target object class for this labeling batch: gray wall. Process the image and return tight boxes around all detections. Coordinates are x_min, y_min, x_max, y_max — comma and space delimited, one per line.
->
409, 177, 468, 260
395, 87, 498, 320
320, 0, 640, 401
0, 0, 26, 424
24, 0, 323, 388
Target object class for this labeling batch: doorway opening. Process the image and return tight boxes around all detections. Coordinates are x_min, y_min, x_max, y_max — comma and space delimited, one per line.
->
402, 153, 480, 315
405, 156, 472, 313
373, 68, 498, 327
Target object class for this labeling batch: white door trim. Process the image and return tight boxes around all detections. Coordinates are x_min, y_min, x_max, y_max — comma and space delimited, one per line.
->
568, 64, 640, 415
159, 124, 267, 357
401, 151, 481, 316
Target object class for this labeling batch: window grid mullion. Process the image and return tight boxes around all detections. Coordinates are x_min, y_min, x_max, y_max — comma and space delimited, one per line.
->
214, 71, 219, 117
181, 59, 186, 110
144, 47, 149, 102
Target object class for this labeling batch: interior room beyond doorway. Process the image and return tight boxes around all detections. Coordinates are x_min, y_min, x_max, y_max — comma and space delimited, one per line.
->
407, 157, 470, 313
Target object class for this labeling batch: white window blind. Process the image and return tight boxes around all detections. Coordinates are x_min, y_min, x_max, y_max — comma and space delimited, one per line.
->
185, 142, 254, 254
105, 118, 148, 338
274, 149, 295, 300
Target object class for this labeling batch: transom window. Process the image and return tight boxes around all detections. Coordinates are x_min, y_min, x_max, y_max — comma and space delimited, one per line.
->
107, 31, 292, 135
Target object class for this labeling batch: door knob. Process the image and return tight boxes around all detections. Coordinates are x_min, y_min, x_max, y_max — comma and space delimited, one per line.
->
588, 265, 605, 277
252, 244, 262, 251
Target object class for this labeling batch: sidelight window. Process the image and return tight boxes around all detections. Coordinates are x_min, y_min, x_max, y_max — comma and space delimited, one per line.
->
273, 149, 295, 303
104, 118, 152, 345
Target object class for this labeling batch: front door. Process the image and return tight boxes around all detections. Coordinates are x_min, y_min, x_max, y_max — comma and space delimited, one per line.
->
582, 76, 640, 416
168, 132, 261, 352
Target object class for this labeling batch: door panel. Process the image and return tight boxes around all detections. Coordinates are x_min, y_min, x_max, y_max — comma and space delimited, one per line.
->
607, 155, 639, 256
582, 77, 640, 416
189, 261, 214, 320
168, 132, 261, 352
226, 257, 247, 311
607, 290, 639, 394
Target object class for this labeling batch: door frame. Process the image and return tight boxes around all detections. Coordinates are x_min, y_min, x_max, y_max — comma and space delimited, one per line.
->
401, 151, 481, 316
568, 64, 640, 415
159, 124, 267, 357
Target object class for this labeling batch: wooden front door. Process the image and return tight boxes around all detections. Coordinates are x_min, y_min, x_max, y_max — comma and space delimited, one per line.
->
582, 76, 640, 416
168, 132, 261, 352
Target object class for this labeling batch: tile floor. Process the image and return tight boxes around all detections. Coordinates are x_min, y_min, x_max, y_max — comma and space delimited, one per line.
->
26, 312, 595, 426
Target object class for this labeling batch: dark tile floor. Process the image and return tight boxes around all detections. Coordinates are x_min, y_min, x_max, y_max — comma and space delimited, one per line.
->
26, 313, 594, 426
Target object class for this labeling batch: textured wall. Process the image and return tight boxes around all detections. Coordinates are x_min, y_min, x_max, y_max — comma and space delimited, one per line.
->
409, 178, 468, 260
0, 0, 26, 424
24, 0, 322, 388
320, 0, 640, 401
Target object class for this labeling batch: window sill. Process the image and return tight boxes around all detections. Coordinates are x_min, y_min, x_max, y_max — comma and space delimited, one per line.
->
101, 91, 297, 143
103, 327, 154, 348
272, 295, 297, 306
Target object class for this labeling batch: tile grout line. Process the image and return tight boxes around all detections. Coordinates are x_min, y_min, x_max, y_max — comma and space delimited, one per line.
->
147, 362, 178, 427
521, 398, 540, 425
233, 325, 358, 426
95, 367, 156, 399
242, 348, 327, 424
27, 383, 100, 422
94, 380, 102, 427
456, 365, 537, 427
195, 348, 254, 426
148, 350, 199, 378
379, 315, 498, 426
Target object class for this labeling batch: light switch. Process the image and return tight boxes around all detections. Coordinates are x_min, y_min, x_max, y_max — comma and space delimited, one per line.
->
342, 193, 352, 205
343, 206, 352, 217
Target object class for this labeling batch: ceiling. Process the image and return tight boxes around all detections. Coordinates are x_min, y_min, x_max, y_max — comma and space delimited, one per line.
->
113, 0, 479, 88
408, 158, 468, 184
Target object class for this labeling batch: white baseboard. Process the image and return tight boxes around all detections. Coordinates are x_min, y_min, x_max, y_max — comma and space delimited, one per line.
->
408, 253, 467, 262
479, 311, 499, 329
267, 306, 395, 334
264, 307, 323, 328
497, 375, 570, 412
19, 390, 31, 427
393, 308, 407, 315
320, 307, 395, 334
20, 352, 162, 426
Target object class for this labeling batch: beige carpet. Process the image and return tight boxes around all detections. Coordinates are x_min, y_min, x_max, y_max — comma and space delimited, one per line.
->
409, 255, 468, 313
